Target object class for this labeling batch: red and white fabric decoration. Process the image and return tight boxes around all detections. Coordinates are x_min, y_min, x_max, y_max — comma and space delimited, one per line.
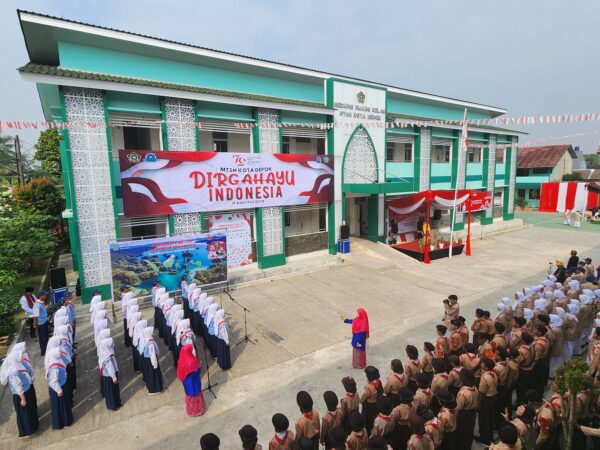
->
539, 182, 598, 213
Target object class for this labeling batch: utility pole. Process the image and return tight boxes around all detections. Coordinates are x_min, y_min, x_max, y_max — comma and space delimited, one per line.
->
14, 135, 24, 186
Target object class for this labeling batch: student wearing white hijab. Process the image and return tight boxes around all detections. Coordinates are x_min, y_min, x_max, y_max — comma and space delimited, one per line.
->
94, 318, 110, 346
193, 292, 207, 336
127, 311, 142, 373
89, 293, 102, 311
176, 318, 196, 349
161, 296, 175, 346
153, 286, 166, 332
122, 296, 136, 347
548, 314, 564, 378
167, 304, 182, 352
98, 337, 121, 411
45, 347, 73, 429
213, 309, 231, 370
54, 325, 76, 394
204, 303, 219, 357
141, 327, 163, 394
132, 319, 147, 375
90, 301, 105, 324
171, 309, 185, 367
0, 343, 39, 437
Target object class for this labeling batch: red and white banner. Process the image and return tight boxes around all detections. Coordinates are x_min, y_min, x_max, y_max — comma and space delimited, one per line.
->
539, 182, 599, 213
207, 213, 253, 268
458, 191, 492, 213
119, 150, 334, 216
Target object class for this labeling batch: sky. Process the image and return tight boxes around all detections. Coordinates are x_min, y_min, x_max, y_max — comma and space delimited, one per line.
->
1, 0, 599, 156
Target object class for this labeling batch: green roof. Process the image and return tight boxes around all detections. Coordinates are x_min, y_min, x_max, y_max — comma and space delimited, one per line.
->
18, 63, 328, 110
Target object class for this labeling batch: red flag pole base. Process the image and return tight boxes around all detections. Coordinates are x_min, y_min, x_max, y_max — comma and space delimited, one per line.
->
466, 235, 471, 256
424, 246, 430, 264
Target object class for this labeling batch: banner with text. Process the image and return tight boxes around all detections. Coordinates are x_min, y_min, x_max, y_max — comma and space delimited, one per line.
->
458, 191, 492, 213
208, 213, 253, 268
119, 150, 334, 216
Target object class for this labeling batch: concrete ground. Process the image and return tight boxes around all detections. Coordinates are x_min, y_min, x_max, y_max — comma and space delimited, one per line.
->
1, 216, 599, 449
516, 210, 600, 233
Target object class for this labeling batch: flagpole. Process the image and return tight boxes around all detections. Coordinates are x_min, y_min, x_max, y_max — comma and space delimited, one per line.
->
449, 108, 468, 258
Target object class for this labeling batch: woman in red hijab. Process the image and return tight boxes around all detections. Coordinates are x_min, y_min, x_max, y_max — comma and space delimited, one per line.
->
343, 308, 370, 369
176, 344, 206, 416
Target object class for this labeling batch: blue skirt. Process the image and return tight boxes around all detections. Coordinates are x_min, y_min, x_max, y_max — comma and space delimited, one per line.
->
49, 385, 73, 429
12, 386, 39, 437
216, 337, 231, 370
142, 357, 163, 394
132, 345, 141, 373
38, 322, 49, 356
101, 375, 122, 410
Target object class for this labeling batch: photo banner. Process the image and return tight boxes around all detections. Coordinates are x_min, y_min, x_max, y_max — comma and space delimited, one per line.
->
119, 150, 334, 217
207, 213, 253, 268
108, 233, 227, 298
458, 191, 492, 213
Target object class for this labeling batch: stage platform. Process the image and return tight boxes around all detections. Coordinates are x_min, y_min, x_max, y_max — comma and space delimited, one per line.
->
391, 241, 464, 262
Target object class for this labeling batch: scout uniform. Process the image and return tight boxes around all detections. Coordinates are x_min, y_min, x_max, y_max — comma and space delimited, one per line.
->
459, 324, 470, 350
425, 417, 444, 449
384, 371, 407, 406
478, 369, 498, 444
294, 410, 320, 446
407, 433, 434, 450
371, 412, 395, 441
405, 359, 421, 393
492, 333, 509, 352
421, 351, 434, 383
448, 330, 463, 355
434, 336, 448, 359
320, 408, 342, 448
346, 428, 369, 450
444, 301, 459, 327
268, 431, 294, 450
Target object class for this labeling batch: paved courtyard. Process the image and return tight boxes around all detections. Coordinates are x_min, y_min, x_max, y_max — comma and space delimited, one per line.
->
1, 219, 599, 449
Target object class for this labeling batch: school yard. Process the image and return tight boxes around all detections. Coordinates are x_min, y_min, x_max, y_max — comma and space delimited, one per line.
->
1, 213, 599, 449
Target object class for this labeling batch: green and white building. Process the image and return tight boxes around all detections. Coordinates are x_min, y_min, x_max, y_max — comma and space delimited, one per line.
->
17, 10, 522, 302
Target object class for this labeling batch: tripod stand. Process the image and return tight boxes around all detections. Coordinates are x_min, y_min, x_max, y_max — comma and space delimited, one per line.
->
201, 344, 218, 399
224, 285, 255, 346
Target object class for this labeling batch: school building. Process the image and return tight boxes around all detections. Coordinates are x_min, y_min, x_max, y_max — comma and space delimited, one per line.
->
17, 10, 522, 302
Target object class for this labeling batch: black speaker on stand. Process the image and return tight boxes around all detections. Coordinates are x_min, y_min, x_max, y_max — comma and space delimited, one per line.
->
49, 267, 67, 289
340, 224, 350, 240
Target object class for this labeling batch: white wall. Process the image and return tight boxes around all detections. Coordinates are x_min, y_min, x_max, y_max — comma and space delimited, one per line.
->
551, 152, 574, 181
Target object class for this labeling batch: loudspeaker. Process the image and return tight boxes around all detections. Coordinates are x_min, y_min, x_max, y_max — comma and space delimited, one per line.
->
49, 268, 67, 289
340, 224, 350, 240
433, 210, 442, 220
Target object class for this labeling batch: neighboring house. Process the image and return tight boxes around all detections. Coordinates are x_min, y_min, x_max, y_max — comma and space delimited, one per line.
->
17, 10, 522, 302
515, 145, 577, 208
573, 168, 600, 181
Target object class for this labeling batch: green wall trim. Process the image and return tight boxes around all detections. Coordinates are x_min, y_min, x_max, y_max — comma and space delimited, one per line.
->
81, 284, 112, 304
326, 113, 336, 255
257, 253, 287, 269
103, 91, 121, 239
413, 129, 422, 191
327, 77, 387, 92
194, 101, 201, 151
481, 216, 493, 225
367, 195, 379, 242
503, 147, 513, 220
343, 183, 416, 195
160, 97, 169, 150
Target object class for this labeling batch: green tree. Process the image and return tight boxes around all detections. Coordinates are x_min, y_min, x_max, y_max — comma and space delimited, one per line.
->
0, 209, 57, 273
584, 153, 600, 169
0, 135, 17, 180
33, 129, 62, 180
13, 177, 65, 219
562, 173, 582, 181
555, 358, 591, 450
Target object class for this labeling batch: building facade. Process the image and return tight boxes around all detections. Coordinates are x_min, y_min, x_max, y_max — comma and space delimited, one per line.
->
18, 11, 521, 302
516, 145, 576, 208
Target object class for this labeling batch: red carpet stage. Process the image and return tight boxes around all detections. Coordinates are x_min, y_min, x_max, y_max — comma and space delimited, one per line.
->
391, 240, 465, 262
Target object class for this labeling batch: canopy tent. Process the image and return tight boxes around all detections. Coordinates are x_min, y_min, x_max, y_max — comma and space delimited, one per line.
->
386, 189, 481, 264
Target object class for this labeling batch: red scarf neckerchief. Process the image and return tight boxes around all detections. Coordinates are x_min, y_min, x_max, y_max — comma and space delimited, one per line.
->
273, 431, 289, 445
377, 413, 392, 422
394, 373, 405, 382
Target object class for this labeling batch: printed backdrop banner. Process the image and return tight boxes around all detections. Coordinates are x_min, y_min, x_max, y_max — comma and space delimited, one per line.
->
207, 213, 253, 268
119, 150, 334, 216
458, 191, 492, 213
108, 233, 227, 299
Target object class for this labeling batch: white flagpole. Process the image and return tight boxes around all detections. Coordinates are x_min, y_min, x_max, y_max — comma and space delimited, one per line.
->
449, 108, 468, 258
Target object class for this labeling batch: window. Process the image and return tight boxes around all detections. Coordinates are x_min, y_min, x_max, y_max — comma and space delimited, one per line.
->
213, 132, 228, 152
118, 216, 168, 241
109, 112, 162, 158
516, 168, 529, 176
123, 127, 151, 150
282, 136, 290, 154
284, 211, 291, 226
386, 141, 413, 162
467, 147, 481, 163
404, 144, 413, 162
319, 208, 326, 231
532, 168, 549, 174
295, 137, 311, 144
496, 148, 505, 163
432, 139, 452, 163
316, 138, 325, 155
386, 143, 395, 162
517, 189, 526, 199
284, 204, 327, 237
529, 189, 540, 200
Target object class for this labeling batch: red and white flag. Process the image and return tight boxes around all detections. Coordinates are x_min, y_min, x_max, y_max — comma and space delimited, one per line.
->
460, 108, 469, 153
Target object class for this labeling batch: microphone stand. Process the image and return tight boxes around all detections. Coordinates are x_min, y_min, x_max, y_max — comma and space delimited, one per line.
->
201, 343, 218, 399
225, 284, 255, 346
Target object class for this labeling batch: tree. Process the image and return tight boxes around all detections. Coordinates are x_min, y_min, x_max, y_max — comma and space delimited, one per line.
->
33, 129, 62, 181
13, 177, 65, 219
0, 135, 17, 180
0, 209, 57, 273
584, 153, 600, 169
562, 173, 582, 181
555, 358, 590, 450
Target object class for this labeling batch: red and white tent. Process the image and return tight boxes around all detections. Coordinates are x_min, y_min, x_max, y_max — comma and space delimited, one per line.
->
539, 182, 600, 212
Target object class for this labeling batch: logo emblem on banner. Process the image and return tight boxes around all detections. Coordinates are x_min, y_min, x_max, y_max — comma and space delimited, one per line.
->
357, 91, 366, 104
126, 152, 141, 163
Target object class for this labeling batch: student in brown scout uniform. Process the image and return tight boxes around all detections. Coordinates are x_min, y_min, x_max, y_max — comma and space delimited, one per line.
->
475, 357, 498, 446
294, 391, 320, 447
504, 404, 535, 449
475, 332, 494, 361
456, 316, 469, 350
327, 426, 347, 450
418, 406, 443, 449
391, 387, 414, 450
446, 355, 463, 398
535, 393, 559, 449
471, 309, 485, 344
405, 345, 421, 394
340, 377, 360, 434
532, 325, 550, 395
505, 349, 520, 415
430, 359, 449, 415
421, 343, 435, 384
455, 369, 478, 450
516, 333, 535, 405
346, 411, 369, 450
489, 422, 520, 450
434, 326, 448, 359
459, 343, 481, 383
482, 311, 495, 338
414, 372, 434, 411
384, 359, 407, 407
491, 322, 509, 352
321, 391, 342, 449
435, 389, 458, 450
371, 396, 395, 445
268, 413, 295, 450
361, 366, 383, 434
239, 424, 263, 450
448, 319, 463, 356
493, 347, 510, 428
407, 415, 434, 450
443, 295, 459, 328
510, 317, 527, 348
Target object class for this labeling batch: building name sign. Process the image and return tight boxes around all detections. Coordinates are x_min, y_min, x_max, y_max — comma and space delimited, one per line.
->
334, 102, 385, 122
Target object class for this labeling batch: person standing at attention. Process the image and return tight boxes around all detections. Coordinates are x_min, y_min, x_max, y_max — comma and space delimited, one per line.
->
19, 287, 36, 340
32, 291, 49, 356
343, 309, 370, 369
